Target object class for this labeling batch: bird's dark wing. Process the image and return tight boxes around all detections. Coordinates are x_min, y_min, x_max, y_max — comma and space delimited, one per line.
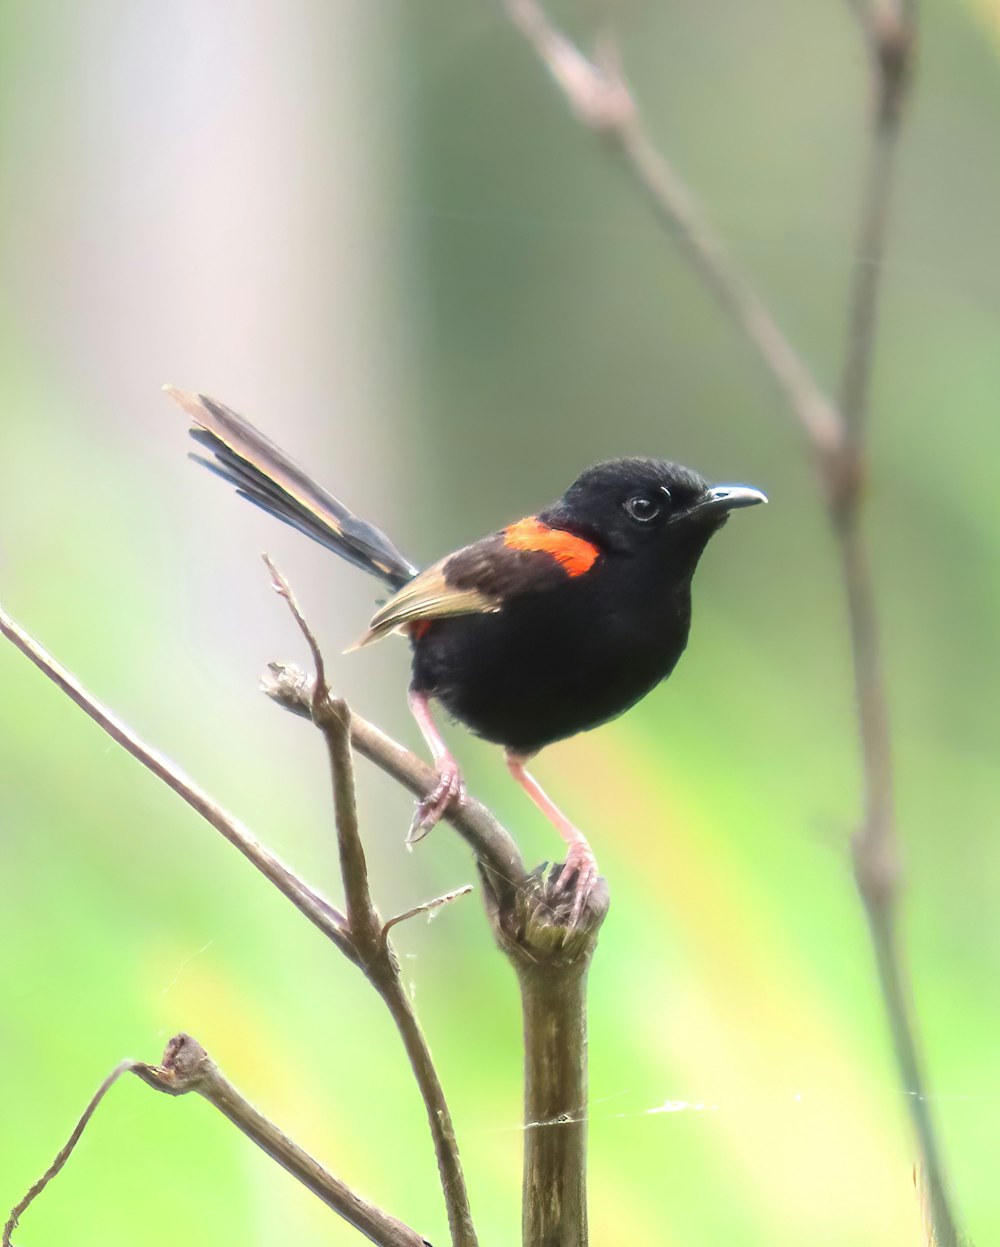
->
352, 517, 601, 647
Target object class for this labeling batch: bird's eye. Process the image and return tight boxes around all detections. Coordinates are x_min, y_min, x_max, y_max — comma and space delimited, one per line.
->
625, 495, 661, 523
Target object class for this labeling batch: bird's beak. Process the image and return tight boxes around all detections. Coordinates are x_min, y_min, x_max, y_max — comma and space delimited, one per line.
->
703, 484, 768, 512
672, 483, 767, 522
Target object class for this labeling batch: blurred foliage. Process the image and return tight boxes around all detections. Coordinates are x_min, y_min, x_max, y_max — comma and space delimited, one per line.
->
2, 1, 999, 1245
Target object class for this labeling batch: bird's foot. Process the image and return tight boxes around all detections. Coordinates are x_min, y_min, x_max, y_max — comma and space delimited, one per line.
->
407, 755, 465, 844
556, 838, 600, 931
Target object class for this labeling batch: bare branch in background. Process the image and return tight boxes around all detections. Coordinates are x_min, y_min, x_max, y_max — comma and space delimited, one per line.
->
503, 3, 962, 1244
839, 0, 915, 438
503, 0, 844, 459
4, 1037, 431, 1247
832, 11, 959, 1242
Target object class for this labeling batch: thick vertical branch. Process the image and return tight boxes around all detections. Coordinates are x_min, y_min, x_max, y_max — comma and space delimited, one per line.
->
493, 867, 609, 1247
519, 963, 589, 1247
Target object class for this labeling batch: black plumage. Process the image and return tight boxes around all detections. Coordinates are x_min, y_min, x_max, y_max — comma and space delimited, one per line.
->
168, 388, 765, 906
411, 460, 736, 755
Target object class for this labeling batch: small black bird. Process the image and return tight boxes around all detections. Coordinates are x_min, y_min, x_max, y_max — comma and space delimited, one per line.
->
167, 387, 765, 909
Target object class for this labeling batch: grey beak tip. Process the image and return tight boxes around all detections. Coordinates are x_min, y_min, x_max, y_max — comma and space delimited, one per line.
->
707, 485, 768, 511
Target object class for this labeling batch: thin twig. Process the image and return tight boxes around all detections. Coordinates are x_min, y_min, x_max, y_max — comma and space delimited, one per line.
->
3, 1061, 136, 1247
374, 980, 477, 1247
264, 553, 329, 716
382, 886, 474, 941
4, 1037, 431, 1247
0, 603, 355, 963
265, 557, 383, 949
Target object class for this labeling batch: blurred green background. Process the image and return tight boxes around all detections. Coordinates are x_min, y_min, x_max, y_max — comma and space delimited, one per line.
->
2, 1, 999, 1244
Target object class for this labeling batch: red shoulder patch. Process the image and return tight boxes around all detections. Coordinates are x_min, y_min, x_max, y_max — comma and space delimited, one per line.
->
502, 516, 599, 577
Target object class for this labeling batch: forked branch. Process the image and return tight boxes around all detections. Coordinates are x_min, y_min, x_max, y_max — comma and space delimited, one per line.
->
0, 592, 480, 1246
263, 558, 479, 1247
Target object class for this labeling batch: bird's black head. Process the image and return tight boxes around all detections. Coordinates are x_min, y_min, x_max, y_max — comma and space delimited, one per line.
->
543, 457, 766, 571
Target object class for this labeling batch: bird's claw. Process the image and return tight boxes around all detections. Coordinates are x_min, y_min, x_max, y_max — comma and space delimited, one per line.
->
407, 758, 464, 844
557, 840, 600, 930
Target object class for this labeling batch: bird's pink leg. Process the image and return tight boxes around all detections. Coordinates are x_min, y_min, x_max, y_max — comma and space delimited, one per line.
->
407, 690, 464, 842
505, 751, 599, 924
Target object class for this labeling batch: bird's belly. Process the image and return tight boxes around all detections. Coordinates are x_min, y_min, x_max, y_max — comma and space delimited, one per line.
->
411, 599, 688, 754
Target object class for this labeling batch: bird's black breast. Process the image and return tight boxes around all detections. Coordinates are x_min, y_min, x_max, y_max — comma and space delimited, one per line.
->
409, 561, 692, 755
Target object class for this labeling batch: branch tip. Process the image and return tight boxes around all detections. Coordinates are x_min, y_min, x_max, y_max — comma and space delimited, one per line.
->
505, 0, 635, 132
6, 1038, 433, 1247
262, 554, 328, 705
382, 885, 475, 941
4, 1060, 139, 1247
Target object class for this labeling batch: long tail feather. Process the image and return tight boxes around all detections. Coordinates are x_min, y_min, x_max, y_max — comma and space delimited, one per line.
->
165, 387, 418, 589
